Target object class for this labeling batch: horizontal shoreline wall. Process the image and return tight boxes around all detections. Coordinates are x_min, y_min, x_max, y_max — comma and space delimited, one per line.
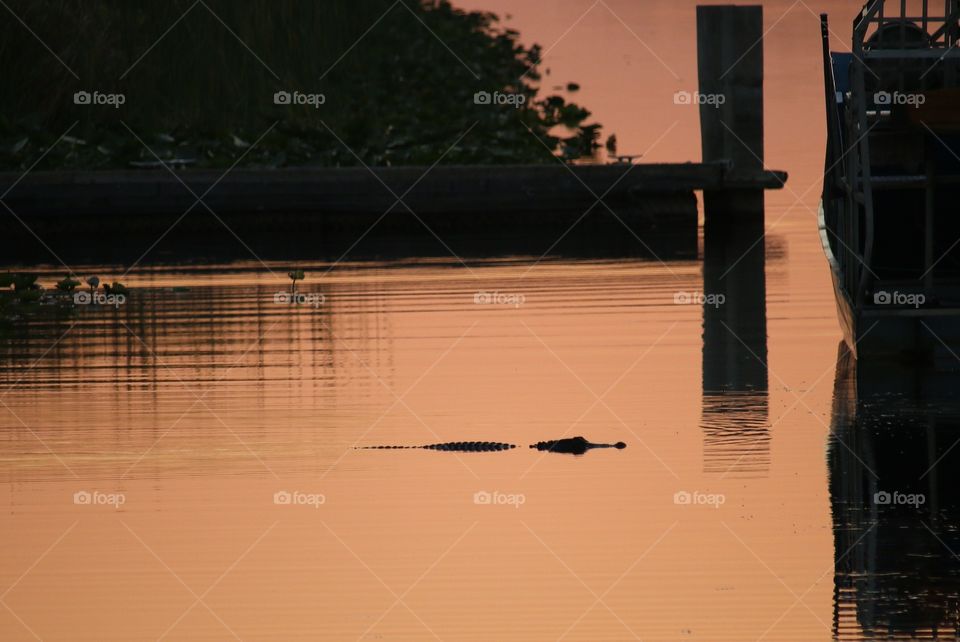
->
0, 163, 786, 264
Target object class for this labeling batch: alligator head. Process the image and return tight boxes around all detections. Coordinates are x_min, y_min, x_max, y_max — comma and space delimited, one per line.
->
529, 436, 627, 455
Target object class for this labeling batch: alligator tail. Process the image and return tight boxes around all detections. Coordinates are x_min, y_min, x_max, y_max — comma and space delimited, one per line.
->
356, 441, 517, 452
355, 445, 419, 449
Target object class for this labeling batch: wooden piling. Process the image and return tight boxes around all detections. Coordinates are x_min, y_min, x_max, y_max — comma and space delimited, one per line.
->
697, 6, 768, 397
697, 5, 766, 219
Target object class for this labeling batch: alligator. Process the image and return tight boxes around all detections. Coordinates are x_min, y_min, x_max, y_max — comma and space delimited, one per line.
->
357, 436, 626, 455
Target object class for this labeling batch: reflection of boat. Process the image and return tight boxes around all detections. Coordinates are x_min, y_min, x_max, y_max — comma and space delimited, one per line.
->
829, 345, 960, 639
819, 1, 960, 364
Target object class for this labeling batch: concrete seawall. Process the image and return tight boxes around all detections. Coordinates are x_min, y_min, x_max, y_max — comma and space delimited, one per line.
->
0, 163, 785, 263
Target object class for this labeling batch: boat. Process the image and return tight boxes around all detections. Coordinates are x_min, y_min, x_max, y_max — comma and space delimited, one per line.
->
819, 0, 960, 365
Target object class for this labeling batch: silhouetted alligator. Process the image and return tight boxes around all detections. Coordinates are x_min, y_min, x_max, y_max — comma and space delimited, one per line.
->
357, 436, 626, 455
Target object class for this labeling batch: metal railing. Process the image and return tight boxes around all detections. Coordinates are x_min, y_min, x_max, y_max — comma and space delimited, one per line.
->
856, 0, 960, 50
847, 1, 958, 304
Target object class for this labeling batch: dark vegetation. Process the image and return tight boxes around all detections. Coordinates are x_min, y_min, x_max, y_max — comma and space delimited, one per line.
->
0, 273, 131, 338
0, 0, 602, 170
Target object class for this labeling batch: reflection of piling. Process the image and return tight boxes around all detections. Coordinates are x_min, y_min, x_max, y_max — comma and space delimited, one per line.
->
700, 163, 769, 472
697, 5, 766, 221
701, 204, 768, 392
700, 214, 769, 473
700, 392, 769, 475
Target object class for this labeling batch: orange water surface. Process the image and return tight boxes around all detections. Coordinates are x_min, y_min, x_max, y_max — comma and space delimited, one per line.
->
0, 1, 889, 640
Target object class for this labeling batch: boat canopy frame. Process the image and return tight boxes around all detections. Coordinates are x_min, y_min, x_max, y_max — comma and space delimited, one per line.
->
842, 0, 960, 306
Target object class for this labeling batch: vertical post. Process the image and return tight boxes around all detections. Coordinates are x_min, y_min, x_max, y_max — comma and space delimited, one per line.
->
697, 5, 765, 220
698, 6, 768, 459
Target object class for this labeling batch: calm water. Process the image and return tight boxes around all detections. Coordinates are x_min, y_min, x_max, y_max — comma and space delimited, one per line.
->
3, 0, 957, 640
1, 234, 839, 641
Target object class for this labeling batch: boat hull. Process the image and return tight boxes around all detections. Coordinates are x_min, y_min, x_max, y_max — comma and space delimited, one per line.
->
819, 200, 859, 357
819, 201, 960, 368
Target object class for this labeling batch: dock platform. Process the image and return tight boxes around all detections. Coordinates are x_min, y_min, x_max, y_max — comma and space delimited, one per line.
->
0, 162, 786, 263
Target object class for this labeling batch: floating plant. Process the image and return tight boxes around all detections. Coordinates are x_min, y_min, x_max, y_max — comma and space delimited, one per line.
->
288, 270, 305, 294
56, 276, 81, 292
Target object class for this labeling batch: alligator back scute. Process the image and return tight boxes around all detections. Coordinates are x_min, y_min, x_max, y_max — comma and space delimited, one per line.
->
423, 441, 516, 452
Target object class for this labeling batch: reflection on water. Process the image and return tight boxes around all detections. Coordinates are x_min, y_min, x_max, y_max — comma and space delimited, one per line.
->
830, 346, 960, 640
701, 392, 771, 476
0, 247, 845, 641
0, 0, 910, 636
701, 213, 770, 476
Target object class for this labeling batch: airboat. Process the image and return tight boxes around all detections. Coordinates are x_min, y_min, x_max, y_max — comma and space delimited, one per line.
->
820, 0, 960, 364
